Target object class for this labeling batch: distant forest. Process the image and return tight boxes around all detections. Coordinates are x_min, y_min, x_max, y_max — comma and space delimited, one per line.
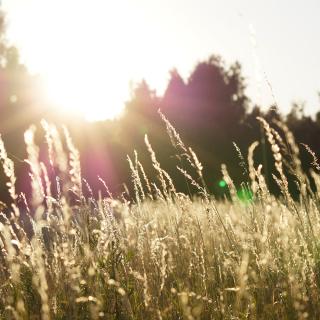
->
0, 12, 320, 204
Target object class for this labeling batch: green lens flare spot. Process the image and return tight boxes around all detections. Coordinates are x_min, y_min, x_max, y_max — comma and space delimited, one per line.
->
219, 180, 227, 188
237, 188, 253, 203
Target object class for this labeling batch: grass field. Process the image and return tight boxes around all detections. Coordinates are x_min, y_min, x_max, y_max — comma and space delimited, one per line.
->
1, 115, 320, 319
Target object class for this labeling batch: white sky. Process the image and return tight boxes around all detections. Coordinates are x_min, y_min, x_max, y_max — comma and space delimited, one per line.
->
2, 0, 320, 120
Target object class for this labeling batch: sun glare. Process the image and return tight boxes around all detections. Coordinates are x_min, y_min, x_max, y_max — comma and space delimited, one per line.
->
23, 1, 136, 121
43, 66, 128, 122
42, 59, 128, 122
3, 0, 173, 121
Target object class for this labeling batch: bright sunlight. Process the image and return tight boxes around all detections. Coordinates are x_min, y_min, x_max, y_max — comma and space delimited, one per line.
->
4, 0, 320, 120
3, 0, 177, 121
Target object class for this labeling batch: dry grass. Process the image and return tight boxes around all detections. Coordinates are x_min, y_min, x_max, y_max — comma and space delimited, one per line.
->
1, 115, 320, 319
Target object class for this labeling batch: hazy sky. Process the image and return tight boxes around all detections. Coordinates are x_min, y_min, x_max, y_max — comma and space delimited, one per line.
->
2, 0, 320, 119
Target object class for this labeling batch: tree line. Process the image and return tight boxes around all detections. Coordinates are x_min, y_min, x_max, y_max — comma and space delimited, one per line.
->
0, 12, 320, 204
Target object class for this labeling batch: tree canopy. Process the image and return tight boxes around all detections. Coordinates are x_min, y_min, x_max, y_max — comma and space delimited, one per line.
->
0, 13, 319, 202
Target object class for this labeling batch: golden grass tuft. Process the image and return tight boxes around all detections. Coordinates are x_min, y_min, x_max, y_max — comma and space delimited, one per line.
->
0, 117, 320, 319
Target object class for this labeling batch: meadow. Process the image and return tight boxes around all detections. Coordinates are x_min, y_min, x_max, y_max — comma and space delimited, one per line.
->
0, 114, 320, 319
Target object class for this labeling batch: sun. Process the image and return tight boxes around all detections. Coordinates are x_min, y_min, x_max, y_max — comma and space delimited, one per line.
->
2, 0, 140, 121
43, 66, 128, 122
43, 54, 128, 122
19, 0, 135, 121
3, 0, 178, 121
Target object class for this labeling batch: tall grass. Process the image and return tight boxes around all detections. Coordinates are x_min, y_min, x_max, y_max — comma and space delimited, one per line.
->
0, 115, 320, 319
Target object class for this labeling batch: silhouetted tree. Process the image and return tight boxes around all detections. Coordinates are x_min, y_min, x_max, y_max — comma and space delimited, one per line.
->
0, 9, 319, 203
